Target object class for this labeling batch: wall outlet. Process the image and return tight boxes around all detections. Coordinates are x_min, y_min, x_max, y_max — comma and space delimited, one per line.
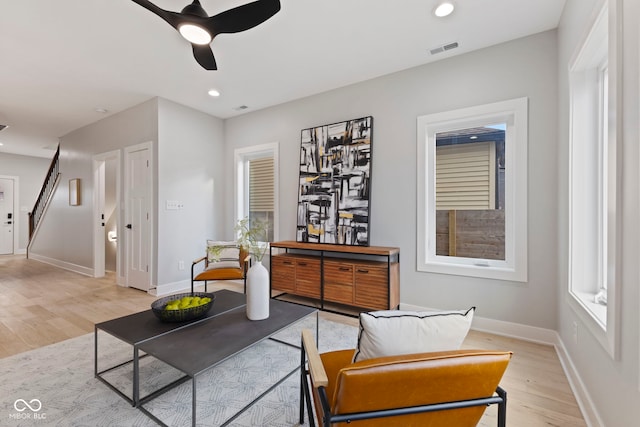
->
178, 260, 185, 271
572, 321, 578, 344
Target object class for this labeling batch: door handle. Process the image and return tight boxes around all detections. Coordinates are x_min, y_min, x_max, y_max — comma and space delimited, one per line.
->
126, 224, 132, 229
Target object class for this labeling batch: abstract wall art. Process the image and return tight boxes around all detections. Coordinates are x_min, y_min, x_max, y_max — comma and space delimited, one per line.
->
297, 116, 372, 246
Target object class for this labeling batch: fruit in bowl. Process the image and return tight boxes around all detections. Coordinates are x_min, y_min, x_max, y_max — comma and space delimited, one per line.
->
164, 295, 212, 310
151, 292, 215, 322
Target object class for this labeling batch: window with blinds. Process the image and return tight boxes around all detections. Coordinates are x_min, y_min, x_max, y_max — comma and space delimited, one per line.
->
248, 156, 275, 241
249, 157, 274, 213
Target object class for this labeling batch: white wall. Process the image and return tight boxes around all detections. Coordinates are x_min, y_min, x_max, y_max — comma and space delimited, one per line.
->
30, 98, 159, 277
224, 30, 560, 329
156, 98, 225, 290
31, 97, 226, 291
557, 0, 640, 425
0, 153, 50, 252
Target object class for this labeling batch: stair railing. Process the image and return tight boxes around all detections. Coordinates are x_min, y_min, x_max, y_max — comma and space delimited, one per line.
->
28, 144, 60, 242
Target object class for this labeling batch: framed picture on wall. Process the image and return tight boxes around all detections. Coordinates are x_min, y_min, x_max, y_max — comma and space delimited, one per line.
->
297, 116, 372, 246
69, 178, 80, 206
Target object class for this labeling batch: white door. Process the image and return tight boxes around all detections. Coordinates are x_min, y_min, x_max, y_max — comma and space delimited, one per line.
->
0, 178, 14, 255
124, 144, 152, 291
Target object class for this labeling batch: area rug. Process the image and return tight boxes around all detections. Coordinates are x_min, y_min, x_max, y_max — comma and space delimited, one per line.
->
0, 316, 357, 427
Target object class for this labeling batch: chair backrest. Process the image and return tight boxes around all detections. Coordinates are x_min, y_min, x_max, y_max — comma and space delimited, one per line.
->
330, 349, 512, 427
207, 241, 246, 269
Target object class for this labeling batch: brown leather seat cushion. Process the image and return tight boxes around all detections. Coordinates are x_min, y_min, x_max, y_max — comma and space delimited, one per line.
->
312, 349, 512, 427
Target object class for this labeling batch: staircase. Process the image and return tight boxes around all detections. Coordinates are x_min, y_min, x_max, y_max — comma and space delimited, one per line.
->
27, 145, 60, 256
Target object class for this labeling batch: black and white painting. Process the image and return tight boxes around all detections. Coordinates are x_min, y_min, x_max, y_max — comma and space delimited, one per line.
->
297, 116, 372, 246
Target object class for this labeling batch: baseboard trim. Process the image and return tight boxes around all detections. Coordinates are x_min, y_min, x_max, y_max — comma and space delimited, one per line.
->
28, 253, 94, 277
152, 280, 191, 297
399, 302, 600, 427
554, 336, 603, 427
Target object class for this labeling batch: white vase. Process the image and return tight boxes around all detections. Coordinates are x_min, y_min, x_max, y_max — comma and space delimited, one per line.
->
246, 260, 270, 320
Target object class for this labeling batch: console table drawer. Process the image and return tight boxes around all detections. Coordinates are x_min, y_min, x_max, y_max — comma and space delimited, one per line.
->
295, 258, 321, 298
271, 255, 296, 292
324, 260, 354, 285
324, 282, 354, 305
355, 263, 389, 309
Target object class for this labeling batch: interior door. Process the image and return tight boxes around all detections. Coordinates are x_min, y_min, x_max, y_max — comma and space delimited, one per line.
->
0, 178, 14, 255
124, 144, 151, 291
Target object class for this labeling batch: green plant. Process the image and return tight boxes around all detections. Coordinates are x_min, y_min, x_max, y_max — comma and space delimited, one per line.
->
234, 217, 270, 262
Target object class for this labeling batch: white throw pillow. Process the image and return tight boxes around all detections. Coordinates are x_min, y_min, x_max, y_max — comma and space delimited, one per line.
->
352, 307, 475, 362
206, 241, 240, 268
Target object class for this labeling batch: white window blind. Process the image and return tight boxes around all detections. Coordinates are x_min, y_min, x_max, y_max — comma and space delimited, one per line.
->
249, 157, 274, 212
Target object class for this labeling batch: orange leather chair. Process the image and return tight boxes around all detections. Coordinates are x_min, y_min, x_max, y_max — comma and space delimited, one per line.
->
191, 242, 250, 293
300, 329, 512, 427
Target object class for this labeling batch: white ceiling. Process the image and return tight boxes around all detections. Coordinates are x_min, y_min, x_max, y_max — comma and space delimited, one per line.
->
0, 0, 566, 158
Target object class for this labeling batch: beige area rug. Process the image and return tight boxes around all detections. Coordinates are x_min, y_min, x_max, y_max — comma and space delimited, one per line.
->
0, 316, 357, 427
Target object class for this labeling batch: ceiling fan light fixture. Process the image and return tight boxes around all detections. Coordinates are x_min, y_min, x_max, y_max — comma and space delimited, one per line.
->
434, 2, 455, 17
178, 23, 212, 45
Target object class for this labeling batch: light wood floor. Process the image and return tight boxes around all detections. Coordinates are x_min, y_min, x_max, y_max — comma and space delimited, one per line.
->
0, 255, 586, 426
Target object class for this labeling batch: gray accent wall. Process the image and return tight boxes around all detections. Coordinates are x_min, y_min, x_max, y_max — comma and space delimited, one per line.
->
224, 30, 560, 330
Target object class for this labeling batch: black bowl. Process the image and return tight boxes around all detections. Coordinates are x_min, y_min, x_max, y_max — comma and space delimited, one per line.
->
151, 292, 216, 323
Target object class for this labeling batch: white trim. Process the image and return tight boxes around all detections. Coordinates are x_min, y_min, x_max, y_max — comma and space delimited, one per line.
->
416, 97, 528, 282
567, 1, 620, 358
28, 252, 94, 277
92, 150, 121, 280
233, 142, 280, 241
0, 175, 20, 254
150, 279, 190, 296
555, 336, 605, 427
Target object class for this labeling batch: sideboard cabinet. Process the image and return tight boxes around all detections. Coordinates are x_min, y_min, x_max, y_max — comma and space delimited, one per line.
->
269, 241, 400, 313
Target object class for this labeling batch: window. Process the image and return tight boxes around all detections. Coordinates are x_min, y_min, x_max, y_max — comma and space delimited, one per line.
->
235, 143, 279, 243
417, 98, 528, 282
568, 3, 618, 356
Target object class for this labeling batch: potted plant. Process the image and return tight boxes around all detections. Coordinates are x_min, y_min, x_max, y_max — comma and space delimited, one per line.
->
234, 217, 269, 262
234, 217, 270, 320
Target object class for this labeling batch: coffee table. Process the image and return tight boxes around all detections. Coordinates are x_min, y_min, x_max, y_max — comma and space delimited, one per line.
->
95, 289, 318, 426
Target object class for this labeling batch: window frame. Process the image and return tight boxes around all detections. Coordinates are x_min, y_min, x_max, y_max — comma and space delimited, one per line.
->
567, 1, 620, 358
234, 142, 279, 243
417, 97, 528, 282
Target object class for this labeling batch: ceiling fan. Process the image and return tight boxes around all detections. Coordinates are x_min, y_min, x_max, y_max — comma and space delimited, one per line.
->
131, 0, 281, 70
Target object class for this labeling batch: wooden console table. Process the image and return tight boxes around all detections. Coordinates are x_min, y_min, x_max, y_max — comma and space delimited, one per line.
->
269, 241, 400, 314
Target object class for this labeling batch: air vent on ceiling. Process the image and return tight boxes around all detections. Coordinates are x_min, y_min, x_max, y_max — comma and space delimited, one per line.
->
430, 41, 459, 55
0, 124, 8, 132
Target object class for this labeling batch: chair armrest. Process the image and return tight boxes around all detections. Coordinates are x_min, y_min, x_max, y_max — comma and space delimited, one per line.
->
192, 256, 207, 265
302, 329, 328, 388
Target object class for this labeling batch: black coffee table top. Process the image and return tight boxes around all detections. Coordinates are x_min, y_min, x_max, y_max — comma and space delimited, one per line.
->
138, 298, 316, 376
95, 289, 246, 344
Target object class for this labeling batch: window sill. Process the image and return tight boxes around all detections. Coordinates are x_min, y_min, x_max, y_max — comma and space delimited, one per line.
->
571, 290, 607, 328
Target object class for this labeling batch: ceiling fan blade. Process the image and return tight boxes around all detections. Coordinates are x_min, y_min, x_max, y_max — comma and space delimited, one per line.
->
192, 44, 217, 70
205, 0, 281, 37
130, 0, 182, 29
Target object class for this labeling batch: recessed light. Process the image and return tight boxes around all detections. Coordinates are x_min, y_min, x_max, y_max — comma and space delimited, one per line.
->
434, 2, 455, 17
95, 108, 108, 114
0, 142, 3, 146
208, 89, 221, 97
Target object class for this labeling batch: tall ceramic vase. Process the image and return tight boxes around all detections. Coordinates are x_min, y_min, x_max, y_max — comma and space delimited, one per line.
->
246, 260, 270, 320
